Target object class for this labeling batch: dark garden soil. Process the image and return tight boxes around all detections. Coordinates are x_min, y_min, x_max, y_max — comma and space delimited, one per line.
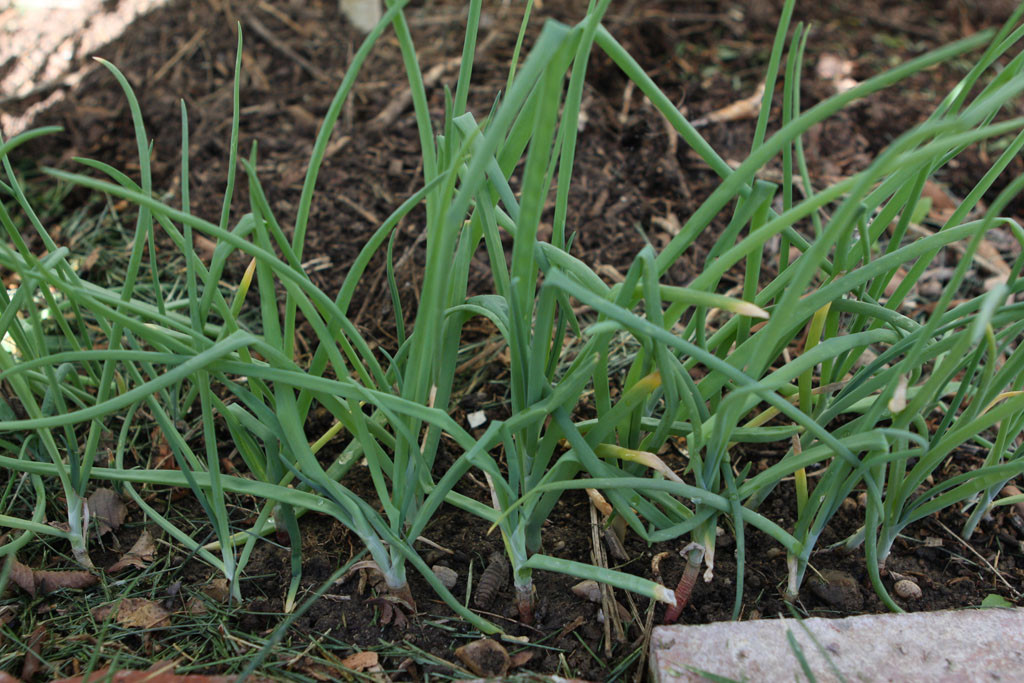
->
3, 0, 1024, 680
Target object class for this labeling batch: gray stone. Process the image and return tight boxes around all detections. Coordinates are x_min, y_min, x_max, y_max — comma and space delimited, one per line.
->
807, 569, 863, 611
650, 608, 1024, 682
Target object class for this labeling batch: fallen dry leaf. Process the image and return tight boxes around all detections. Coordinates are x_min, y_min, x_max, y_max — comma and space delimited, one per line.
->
51, 659, 267, 683
9, 557, 35, 595
184, 597, 207, 616
364, 596, 409, 628
87, 488, 126, 537
35, 567, 98, 594
455, 638, 510, 678
21, 624, 49, 680
0, 605, 16, 645
9, 557, 97, 596
108, 530, 157, 573
192, 234, 218, 263
509, 649, 534, 668
92, 598, 171, 629
150, 427, 178, 471
201, 578, 231, 603
81, 246, 102, 274
339, 651, 378, 672
920, 179, 960, 223
396, 658, 418, 681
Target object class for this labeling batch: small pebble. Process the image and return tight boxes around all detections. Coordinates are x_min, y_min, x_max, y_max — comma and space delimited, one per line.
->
571, 580, 602, 603
807, 569, 863, 611
895, 578, 922, 600
431, 565, 458, 590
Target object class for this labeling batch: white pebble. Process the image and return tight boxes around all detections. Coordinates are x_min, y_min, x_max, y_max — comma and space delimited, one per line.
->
432, 565, 458, 590
895, 579, 922, 600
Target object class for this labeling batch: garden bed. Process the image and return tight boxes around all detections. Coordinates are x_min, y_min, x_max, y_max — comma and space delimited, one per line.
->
1, 0, 1023, 680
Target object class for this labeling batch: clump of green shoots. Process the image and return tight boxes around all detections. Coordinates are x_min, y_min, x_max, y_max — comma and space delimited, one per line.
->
1, 0, 1023, 635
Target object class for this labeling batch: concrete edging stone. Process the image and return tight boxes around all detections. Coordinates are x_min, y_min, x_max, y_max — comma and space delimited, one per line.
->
649, 607, 1024, 682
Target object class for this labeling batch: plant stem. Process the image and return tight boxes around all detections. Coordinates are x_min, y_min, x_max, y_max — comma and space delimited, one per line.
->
515, 580, 535, 625
664, 544, 704, 624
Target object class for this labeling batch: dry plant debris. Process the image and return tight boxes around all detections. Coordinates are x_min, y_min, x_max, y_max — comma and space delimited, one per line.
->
8, 558, 97, 596
455, 638, 511, 678
107, 530, 157, 573
85, 488, 126, 537
91, 598, 172, 629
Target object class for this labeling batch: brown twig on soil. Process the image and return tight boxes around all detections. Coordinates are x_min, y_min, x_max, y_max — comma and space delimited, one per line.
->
240, 12, 330, 82
151, 27, 206, 83
589, 501, 625, 658
370, 29, 501, 130
631, 596, 658, 683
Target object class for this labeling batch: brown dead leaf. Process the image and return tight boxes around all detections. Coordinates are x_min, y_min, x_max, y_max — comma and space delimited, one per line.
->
81, 247, 102, 274
907, 219, 1011, 285
509, 649, 534, 668
396, 658, 419, 682
364, 596, 408, 628
920, 179, 960, 223
201, 578, 230, 603
9, 557, 97, 596
340, 651, 378, 672
87, 488, 126, 536
51, 659, 265, 682
0, 672, 23, 683
455, 638, 510, 678
150, 427, 178, 470
108, 530, 157, 573
21, 624, 49, 680
184, 598, 207, 616
0, 605, 15, 645
35, 568, 98, 594
92, 598, 171, 629
8, 558, 36, 596
192, 234, 218, 263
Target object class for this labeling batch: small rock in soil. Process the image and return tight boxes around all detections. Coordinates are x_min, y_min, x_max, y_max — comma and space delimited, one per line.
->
807, 569, 864, 611
431, 565, 458, 590
895, 579, 923, 600
571, 580, 602, 603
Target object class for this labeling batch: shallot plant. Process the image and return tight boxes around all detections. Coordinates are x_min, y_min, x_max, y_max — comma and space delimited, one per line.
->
1, 0, 1023, 637
498, 1, 1024, 618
